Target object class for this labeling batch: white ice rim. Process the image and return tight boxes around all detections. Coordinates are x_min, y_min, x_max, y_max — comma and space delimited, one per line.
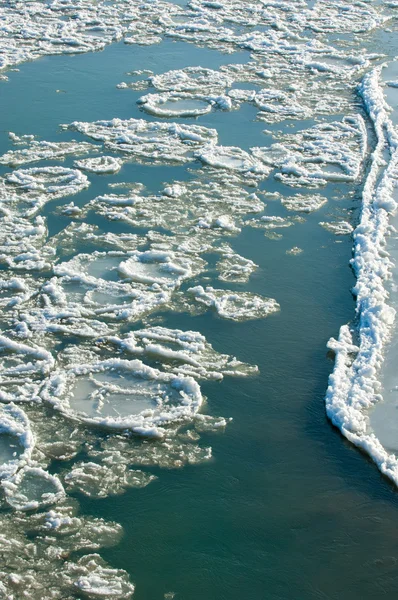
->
325, 64, 398, 485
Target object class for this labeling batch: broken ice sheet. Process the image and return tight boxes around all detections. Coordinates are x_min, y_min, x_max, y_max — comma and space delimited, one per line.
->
64, 461, 156, 498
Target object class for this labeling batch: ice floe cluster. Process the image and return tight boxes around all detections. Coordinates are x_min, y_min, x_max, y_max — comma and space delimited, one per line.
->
0, 117, 276, 598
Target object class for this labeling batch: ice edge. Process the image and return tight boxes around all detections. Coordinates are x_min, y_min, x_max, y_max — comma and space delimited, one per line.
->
326, 65, 398, 484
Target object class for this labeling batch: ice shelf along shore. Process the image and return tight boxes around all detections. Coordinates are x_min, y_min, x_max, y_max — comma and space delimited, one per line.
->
326, 64, 398, 485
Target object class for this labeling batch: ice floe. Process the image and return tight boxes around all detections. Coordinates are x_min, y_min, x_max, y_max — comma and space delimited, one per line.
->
41, 359, 204, 437
0, 166, 90, 217
253, 116, 367, 188
64, 461, 156, 498
281, 193, 327, 213
65, 117, 218, 164
0, 497, 133, 598
0, 404, 33, 479
187, 286, 280, 321
216, 244, 258, 283
104, 326, 258, 380
319, 220, 354, 235
74, 156, 124, 174
2, 466, 65, 511
0, 138, 98, 168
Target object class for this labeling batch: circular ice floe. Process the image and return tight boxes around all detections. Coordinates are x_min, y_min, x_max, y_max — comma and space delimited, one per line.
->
187, 286, 280, 321
54, 249, 199, 291
0, 404, 33, 479
41, 263, 172, 327
2, 467, 65, 511
54, 251, 129, 286
139, 93, 213, 117
4, 166, 89, 197
118, 250, 195, 286
41, 359, 204, 437
74, 156, 123, 174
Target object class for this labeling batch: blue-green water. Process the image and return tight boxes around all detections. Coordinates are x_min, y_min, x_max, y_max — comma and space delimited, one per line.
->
2, 9, 398, 600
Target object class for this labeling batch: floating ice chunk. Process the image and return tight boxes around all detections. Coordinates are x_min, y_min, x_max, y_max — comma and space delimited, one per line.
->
0, 211, 50, 272
304, 0, 389, 34
187, 286, 280, 321
0, 140, 98, 168
162, 183, 186, 197
286, 246, 303, 255
74, 156, 123, 174
0, 276, 33, 308
61, 202, 83, 216
1, 166, 90, 216
118, 250, 199, 287
149, 66, 233, 92
52, 249, 203, 321
41, 359, 204, 437
2, 467, 65, 511
89, 169, 264, 236
229, 86, 312, 124
194, 414, 231, 432
49, 222, 144, 256
66, 117, 218, 164
106, 326, 258, 379
68, 554, 135, 599
281, 193, 327, 213
248, 215, 299, 230
64, 461, 156, 498
319, 220, 353, 235
139, 92, 213, 117
199, 214, 240, 233
25, 407, 91, 464
216, 244, 258, 283
0, 334, 54, 384
0, 404, 33, 479
254, 88, 311, 122
0, 498, 129, 596
54, 251, 131, 286
26, 271, 170, 332
8, 132, 35, 145
196, 145, 271, 176
253, 116, 367, 188
89, 433, 213, 469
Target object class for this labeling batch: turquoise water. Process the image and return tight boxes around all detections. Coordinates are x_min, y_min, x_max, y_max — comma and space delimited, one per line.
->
2, 8, 398, 600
